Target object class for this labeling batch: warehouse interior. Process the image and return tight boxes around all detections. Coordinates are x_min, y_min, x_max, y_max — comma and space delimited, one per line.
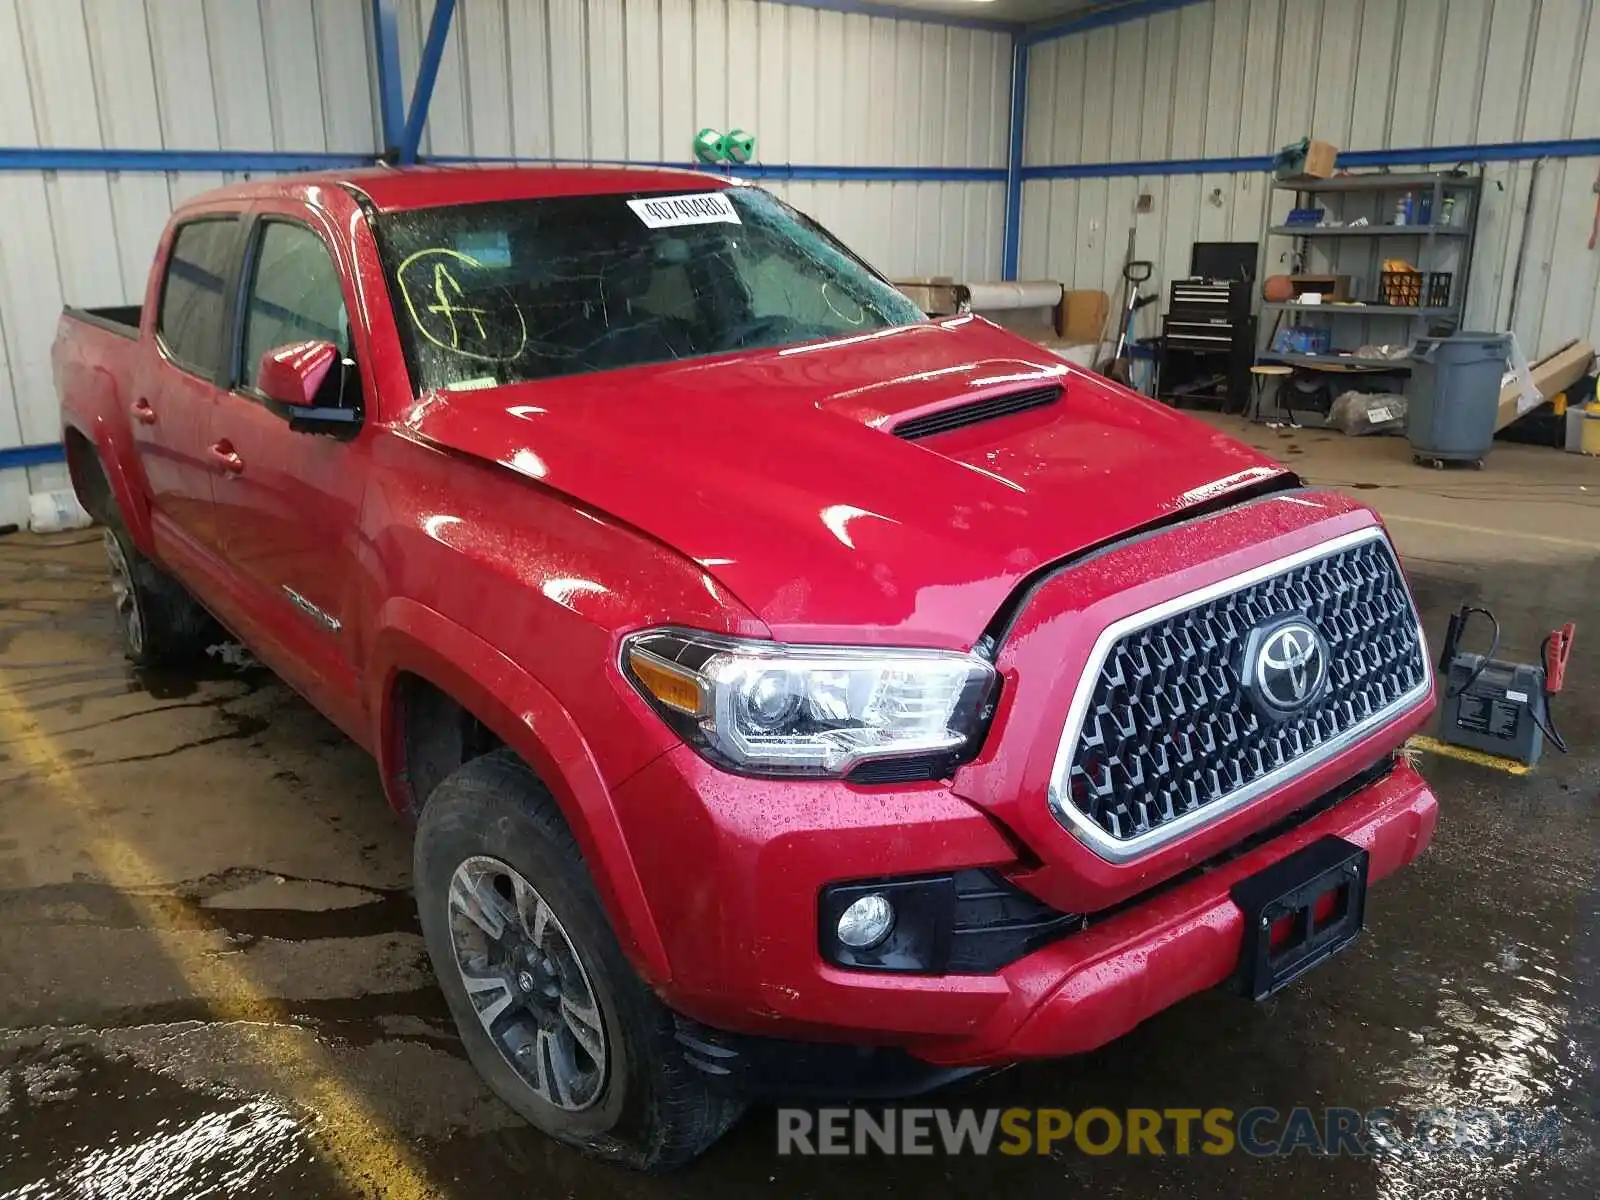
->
1, 0, 1597, 1196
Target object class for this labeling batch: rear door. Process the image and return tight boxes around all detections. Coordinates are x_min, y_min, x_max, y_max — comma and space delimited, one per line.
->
135, 214, 242, 562
207, 205, 370, 740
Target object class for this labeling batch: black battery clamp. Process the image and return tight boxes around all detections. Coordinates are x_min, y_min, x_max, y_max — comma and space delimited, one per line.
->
1437, 606, 1572, 766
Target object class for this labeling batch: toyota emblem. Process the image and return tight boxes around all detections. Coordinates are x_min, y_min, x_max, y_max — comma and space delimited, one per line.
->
1247, 619, 1329, 717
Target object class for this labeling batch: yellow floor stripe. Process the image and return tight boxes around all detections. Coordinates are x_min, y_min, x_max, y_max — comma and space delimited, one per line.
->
1407, 734, 1533, 776
0, 676, 443, 1200
1383, 512, 1600, 552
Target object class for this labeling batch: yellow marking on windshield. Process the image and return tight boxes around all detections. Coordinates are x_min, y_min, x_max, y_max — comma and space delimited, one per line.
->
397, 246, 527, 361
428, 260, 487, 347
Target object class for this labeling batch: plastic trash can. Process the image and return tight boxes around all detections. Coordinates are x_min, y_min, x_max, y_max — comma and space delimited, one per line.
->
1405, 332, 1512, 464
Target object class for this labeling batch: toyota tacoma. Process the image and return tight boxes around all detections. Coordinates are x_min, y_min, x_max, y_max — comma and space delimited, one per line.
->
53, 166, 1439, 1168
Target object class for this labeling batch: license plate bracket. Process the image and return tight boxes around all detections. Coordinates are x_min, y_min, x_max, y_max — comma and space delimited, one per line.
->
1230, 834, 1369, 1001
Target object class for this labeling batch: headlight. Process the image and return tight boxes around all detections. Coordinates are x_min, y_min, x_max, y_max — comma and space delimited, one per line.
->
621, 628, 998, 778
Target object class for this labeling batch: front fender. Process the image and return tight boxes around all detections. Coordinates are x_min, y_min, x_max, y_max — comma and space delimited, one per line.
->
367, 596, 673, 985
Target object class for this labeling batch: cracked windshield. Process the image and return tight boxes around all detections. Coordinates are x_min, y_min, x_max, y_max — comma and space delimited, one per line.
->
376, 186, 924, 392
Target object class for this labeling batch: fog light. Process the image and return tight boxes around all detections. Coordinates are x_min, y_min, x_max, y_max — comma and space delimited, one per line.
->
836, 893, 895, 949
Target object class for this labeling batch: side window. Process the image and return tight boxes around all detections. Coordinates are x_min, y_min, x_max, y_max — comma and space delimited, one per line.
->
241, 222, 353, 404
157, 217, 239, 377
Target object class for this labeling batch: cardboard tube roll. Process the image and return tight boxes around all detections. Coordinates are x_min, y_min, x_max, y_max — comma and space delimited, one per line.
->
961, 280, 1065, 311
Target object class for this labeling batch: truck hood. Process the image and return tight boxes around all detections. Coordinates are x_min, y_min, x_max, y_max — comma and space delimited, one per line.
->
399, 318, 1287, 648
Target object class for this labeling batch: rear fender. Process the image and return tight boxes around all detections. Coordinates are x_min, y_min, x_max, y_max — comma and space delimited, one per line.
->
368, 597, 672, 985
63, 369, 152, 550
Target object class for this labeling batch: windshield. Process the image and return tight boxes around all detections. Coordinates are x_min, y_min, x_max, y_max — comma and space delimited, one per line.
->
373, 186, 924, 392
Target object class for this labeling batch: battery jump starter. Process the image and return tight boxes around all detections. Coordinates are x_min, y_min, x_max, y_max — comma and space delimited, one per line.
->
1437, 606, 1574, 767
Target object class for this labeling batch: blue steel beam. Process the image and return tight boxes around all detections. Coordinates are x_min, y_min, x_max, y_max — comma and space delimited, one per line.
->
0, 444, 66, 471
428, 155, 1005, 182
1021, 0, 1207, 47
0, 147, 372, 173
371, 0, 407, 159
401, 0, 458, 165
1338, 140, 1600, 167
1019, 138, 1600, 181
1001, 35, 1029, 281
1023, 155, 1273, 181
762, 0, 1019, 34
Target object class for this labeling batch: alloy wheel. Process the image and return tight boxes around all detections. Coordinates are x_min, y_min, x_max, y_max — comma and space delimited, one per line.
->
446, 855, 609, 1111
103, 529, 143, 657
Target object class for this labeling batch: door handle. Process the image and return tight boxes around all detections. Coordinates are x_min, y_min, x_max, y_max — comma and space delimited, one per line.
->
208, 442, 245, 474
131, 398, 157, 425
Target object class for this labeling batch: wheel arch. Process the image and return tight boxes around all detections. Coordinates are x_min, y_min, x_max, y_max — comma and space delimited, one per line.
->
62, 414, 152, 549
368, 597, 673, 985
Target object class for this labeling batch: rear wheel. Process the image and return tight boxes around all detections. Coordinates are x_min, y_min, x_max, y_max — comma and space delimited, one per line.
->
414, 749, 743, 1169
102, 515, 215, 667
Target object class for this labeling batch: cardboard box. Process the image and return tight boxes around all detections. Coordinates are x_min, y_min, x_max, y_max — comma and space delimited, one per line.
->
1060, 289, 1110, 344
1290, 273, 1352, 301
1495, 340, 1594, 432
894, 276, 961, 316
1303, 140, 1339, 178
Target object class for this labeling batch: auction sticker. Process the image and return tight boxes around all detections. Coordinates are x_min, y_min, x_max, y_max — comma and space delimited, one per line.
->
628, 192, 741, 228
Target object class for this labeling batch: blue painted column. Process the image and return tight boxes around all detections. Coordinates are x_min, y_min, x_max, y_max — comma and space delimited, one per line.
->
1001, 35, 1029, 282
402, 0, 458, 164
372, 0, 407, 160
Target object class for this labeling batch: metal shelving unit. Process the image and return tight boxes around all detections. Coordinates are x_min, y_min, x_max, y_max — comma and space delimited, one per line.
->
1266, 224, 1471, 239
1258, 171, 1483, 371
1260, 302, 1459, 316
1260, 351, 1416, 371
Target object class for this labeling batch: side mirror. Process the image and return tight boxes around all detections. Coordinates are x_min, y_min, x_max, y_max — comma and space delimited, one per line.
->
257, 340, 360, 436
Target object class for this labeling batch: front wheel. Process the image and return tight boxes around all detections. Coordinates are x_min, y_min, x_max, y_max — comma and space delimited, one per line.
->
413, 749, 743, 1169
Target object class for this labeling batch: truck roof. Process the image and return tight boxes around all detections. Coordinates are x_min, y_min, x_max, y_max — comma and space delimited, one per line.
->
179, 163, 734, 215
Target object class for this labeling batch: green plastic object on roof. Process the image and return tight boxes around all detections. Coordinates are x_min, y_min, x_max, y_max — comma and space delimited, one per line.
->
693, 127, 757, 165
694, 128, 724, 164
724, 129, 755, 164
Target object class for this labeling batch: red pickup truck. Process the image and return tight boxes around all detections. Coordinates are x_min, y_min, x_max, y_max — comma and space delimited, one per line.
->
54, 166, 1439, 1168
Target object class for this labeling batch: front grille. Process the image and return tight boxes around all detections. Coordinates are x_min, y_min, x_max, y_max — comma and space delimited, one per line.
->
1052, 533, 1427, 855
892, 385, 1061, 440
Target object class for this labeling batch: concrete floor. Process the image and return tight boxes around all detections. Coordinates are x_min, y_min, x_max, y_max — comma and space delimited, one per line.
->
1, 421, 1596, 1198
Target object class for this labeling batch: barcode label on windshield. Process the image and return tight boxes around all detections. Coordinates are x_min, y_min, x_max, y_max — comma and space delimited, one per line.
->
628, 192, 740, 228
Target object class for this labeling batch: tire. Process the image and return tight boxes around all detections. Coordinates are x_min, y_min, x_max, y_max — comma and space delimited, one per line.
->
101, 513, 216, 667
414, 749, 744, 1170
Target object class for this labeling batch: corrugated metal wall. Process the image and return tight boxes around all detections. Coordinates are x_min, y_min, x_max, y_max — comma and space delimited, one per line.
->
0, 0, 1011, 526
390, 0, 1012, 278
1019, 0, 1600, 362
0, 0, 377, 523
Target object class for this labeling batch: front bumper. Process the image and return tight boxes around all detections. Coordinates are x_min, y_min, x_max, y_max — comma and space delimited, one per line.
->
917, 760, 1436, 1065
611, 743, 1438, 1068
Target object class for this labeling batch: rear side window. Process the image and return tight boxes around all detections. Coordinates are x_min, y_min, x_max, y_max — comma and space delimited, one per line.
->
157, 217, 238, 377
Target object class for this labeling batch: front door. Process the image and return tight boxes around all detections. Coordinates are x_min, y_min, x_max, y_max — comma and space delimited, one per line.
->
208, 210, 370, 741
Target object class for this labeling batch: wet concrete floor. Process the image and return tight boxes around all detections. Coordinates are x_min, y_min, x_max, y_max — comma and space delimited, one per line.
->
0, 426, 1596, 1198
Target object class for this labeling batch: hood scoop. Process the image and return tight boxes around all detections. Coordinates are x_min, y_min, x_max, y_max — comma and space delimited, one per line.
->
891, 384, 1063, 441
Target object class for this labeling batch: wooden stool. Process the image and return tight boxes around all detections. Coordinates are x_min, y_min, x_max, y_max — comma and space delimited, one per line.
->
1248, 364, 1294, 423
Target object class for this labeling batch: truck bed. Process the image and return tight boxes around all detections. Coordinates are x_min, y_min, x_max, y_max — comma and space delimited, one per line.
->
62, 305, 141, 339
